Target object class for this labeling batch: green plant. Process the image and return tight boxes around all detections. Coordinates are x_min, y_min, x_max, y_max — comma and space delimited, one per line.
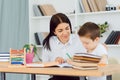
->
98, 21, 109, 37
23, 44, 42, 61
23, 44, 37, 56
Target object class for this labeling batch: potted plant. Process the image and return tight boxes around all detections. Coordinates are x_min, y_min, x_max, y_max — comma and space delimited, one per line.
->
23, 44, 37, 63
23, 44, 37, 55
98, 21, 109, 37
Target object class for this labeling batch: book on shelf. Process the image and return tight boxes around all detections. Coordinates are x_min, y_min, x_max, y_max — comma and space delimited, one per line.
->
37, 5, 44, 16
87, 0, 93, 12
118, 38, 120, 44
34, 32, 41, 45
105, 31, 120, 44
78, 0, 85, 13
38, 4, 56, 16
78, 0, 107, 12
87, 0, 99, 12
33, 4, 43, 16
105, 30, 115, 44
94, 0, 107, 11
111, 31, 120, 44
114, 31, 120, 44
81, 0, 91, 12
34, 32, 48, 45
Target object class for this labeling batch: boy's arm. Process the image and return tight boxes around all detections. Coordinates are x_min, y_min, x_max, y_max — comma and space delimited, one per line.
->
98, 54, 108, 66
102, 43, 108, 50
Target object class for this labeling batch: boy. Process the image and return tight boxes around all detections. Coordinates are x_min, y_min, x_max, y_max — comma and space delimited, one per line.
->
77, 22, 108, 80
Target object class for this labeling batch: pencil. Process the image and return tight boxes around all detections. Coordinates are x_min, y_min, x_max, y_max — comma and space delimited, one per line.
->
66, 53, 72, 59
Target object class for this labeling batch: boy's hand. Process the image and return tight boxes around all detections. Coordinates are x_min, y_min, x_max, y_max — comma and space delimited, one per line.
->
55, 57, 65, 64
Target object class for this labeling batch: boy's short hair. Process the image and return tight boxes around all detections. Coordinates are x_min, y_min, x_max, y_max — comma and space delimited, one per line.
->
78, 22, 100, 41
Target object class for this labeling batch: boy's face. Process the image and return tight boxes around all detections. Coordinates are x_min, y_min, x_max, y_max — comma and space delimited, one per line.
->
80, 36, 100, 51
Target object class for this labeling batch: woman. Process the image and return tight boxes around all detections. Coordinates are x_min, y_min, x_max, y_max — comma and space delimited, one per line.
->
42, 13, 86, 80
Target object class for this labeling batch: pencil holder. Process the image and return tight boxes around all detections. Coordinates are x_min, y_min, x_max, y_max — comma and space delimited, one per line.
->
26, 52, 34, 64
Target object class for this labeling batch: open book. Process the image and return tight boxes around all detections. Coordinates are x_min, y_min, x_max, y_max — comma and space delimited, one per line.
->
26, 61, 72, 68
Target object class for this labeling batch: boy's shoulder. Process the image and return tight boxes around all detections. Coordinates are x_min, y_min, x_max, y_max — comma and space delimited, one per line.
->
97, 43, 106, 49
95, 43, 108, 55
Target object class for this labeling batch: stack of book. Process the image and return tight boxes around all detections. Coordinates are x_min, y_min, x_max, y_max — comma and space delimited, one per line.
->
69, 53, 102, 70
0, 52, 10, 62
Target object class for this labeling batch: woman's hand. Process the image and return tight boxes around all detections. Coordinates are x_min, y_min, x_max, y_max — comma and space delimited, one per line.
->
55, 57, 65, 64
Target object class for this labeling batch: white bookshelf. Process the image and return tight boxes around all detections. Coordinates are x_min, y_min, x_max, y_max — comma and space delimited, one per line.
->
29, 0, 120, 80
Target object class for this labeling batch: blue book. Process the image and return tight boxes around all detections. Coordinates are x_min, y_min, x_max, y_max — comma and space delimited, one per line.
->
11, 61, 24, 64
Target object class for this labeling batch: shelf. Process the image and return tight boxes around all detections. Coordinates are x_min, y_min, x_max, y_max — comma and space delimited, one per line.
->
107, 45, 120, 47
31, 10, 120, 20
32, 13, 75, 20
77, 10, 120, 16
36, 45, 43, 48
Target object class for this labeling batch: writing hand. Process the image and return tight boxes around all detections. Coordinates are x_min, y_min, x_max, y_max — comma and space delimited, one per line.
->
55, 57, 65, 64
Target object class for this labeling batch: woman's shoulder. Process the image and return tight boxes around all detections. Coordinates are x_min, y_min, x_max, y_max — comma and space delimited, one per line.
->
49, 36, 58, 44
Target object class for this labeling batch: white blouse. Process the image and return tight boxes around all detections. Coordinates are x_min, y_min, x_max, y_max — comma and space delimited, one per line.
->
41, 34, 86, 62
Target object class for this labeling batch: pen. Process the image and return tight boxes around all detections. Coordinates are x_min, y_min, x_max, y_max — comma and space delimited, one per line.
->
66, 53, 72, 59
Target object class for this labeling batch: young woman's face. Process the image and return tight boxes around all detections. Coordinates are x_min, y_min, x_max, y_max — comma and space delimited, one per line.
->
54, 23, 71, 44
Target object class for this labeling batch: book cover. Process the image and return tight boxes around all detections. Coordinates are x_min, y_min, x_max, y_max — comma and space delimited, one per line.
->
73, 53, 101, 63
89, 0, 99, 12
72, 65, 98, 70
68, 60, 98, 67
33, 4, 42, 16
0, 52, 10, 57
87, 0, 94, 12
34, 32, 41, 45
78, 0, 85, 13
81, 0, 91, 12
95, 0, 107, 11
37, 5, 44, 16
0, 58, 9, 62
114, 31, 120, 44
37, 32, 48, 45
37, 32, 44, 45
104, 30, 115, 44
39, 4, 56, 16
111, 31, 119, 44
108, 31, 118, 44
